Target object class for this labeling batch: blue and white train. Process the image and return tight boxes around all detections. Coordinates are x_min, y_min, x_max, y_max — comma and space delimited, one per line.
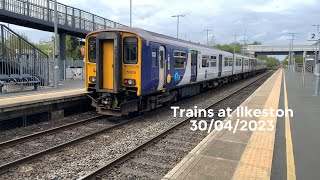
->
85, 27, 267, 115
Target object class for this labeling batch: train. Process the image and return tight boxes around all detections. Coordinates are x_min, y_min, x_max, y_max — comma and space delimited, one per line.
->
85, 27, 267, 116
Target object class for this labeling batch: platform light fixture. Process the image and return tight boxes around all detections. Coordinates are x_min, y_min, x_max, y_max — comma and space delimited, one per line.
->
171, 14, 185, 38
203, 28, 213, 45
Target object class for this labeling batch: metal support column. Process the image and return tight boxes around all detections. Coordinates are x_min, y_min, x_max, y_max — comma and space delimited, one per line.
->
92, 15, 95, 31
26, 0, 30, 17
1, 25, 5, 57
59, 32, 66, 80
47, 0, 49, 21
72, 8, 75, 28
2, 0, 5, 10
79, 11, 82, 29
65, 6, 68, 26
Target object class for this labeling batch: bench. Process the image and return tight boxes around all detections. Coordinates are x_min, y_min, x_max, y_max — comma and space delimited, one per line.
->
0, 74, 40, 93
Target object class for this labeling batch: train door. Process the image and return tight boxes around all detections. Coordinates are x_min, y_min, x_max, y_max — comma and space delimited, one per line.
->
157, 46, 165, 90
232, 55, 235, 75
190, 50, 197, 82
218, 54, 223, 77
102, 40, 114, 90
242, 58, 244, 72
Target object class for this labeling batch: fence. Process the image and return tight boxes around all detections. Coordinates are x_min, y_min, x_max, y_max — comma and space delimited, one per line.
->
0, 58, 84, 87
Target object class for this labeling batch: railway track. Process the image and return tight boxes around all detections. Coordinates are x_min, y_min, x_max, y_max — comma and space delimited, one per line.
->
79, 71, 274, 180
0, 71, 274, 179
0, 115, 131, 174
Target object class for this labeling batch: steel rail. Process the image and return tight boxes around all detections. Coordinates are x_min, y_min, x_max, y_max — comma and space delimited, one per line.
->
0, 115, 135, 174
0, 115, 104, 148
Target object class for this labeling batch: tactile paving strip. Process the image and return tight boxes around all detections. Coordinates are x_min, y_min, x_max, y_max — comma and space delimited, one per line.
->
232, 70, 283, 180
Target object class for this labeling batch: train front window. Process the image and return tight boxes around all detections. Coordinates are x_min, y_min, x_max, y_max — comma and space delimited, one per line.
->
123, 37, 138, 64
88, 37, 96, 63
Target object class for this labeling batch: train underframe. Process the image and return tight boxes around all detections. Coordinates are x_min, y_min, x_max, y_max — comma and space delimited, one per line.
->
90, 70, 266, 116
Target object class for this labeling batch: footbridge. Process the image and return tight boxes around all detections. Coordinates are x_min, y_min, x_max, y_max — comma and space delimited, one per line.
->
246, 45, 317, 56
0, 0, 126, 60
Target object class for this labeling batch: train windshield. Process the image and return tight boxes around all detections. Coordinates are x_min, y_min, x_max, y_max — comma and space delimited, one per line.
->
88, 37, 96, 63
123, 37, 138, 64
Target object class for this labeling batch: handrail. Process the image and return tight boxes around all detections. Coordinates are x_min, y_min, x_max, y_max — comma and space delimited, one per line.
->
0, 24, 47, 57
0, 0, 126, 33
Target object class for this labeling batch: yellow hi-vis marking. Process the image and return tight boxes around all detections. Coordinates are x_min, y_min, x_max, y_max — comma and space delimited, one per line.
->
283, 70, 296, 180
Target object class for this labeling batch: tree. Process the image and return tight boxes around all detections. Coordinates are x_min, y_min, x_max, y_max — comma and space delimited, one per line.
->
66, 35, 83, 60
214, 43, 243, 53
214, 41, 262, 55
282, 56, 288, 66
257, 55, 279, 68
250, 41, 262, 45
36, 43, 53, 59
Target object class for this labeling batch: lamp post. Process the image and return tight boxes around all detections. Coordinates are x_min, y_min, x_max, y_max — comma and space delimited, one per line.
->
130, 0, 132, 27
288, 32, 299, 72
233, 34, 238, 54
312, 24, 320, 74
203, 28, 213, 45
171, 14, 185, 38
313, 25, 320, 96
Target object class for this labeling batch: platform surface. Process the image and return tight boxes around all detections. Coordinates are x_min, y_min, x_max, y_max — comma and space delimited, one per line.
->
271, 69, 320, 180
163, 70, 283, 180
0, 80, 86, 109
164, 69, 320, 179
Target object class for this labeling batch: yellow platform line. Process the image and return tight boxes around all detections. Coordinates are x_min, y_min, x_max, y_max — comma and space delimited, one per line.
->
283, 71, 296, 180
232, 69, 283, 179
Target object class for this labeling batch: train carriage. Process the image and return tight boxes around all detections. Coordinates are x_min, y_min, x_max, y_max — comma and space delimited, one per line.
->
85, 27, 266, 116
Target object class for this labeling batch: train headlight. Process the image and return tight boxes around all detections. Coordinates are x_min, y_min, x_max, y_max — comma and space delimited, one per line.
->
124, 79, 136, 86
89, 76, 96, 83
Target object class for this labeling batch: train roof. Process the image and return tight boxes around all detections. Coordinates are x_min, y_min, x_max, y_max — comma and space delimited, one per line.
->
88, 27, 259, 59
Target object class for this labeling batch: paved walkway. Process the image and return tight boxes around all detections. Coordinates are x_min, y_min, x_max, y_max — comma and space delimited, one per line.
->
164, 69, 320, 179
0, 80, 86, 108
271, 70, 320, 180
163, 70, 283, 180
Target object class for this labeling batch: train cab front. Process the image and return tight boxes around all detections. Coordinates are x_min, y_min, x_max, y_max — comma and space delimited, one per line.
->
86, 30, 141, 116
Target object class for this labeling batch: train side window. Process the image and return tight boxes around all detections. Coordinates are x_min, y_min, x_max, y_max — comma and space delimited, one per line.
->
224, 57, 228, 66
210, 60, 217, 67
229, 58, 233, 66
88, 37, 96, 63
174, 50, 187, 68
123, 37, 138, 64
239, 59, 242, 66
152, 48, 158, 67
160, 50, 164, 68
202, 55, 209, 67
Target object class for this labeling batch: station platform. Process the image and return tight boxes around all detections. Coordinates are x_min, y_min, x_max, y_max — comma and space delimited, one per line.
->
163, 69, 320, 180
0, 80, 89, 121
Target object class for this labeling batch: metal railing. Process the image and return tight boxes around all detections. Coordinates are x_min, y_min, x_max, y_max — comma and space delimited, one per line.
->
1, 58, 84, 87
0, 57, 50, 85
0, 0, 126, 32
306, 60, 314, 73
0, 24, 48, 60
0, 24, 50, 87
246, 45, 315, 52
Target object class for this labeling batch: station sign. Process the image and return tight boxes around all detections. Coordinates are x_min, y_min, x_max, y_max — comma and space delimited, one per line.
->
307, 32, 319, 41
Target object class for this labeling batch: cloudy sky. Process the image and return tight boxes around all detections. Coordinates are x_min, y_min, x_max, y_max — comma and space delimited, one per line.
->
4, 0, 320, 46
